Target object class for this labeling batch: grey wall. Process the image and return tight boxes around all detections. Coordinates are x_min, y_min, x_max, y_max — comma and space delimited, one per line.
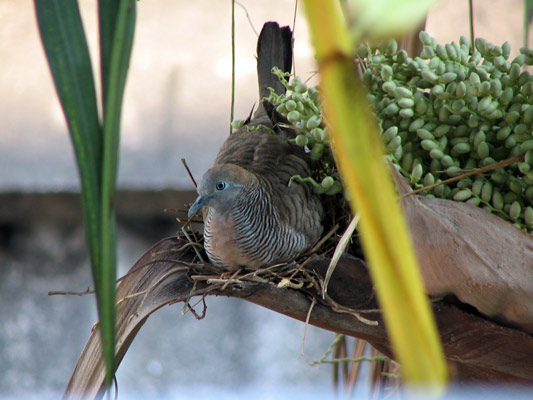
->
0, 193, 338, 399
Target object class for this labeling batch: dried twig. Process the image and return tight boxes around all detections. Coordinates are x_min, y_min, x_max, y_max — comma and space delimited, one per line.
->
322, 215, 359, 298
181, 220, 205, 262
48, 287, 94, 296
402, 154, 524, 198
325, 294, 379, 326
235, 1, 258, 36
181, 158, 197, 187
186, 296, 207, 320
301, 297, 317, 355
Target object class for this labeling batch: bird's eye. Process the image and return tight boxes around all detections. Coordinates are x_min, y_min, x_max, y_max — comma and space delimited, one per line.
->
215, 181, 228, 191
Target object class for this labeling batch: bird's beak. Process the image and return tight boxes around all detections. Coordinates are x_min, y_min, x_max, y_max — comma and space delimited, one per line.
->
188, 195, 208, 218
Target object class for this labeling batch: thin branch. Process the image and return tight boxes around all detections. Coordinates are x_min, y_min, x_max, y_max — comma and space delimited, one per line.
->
49, 287, 94, 296
235, 1, 258, 36
181, 220, 205, 262
325, 294, 379, 326
313, 356, 389, 365
301, 296, 317, 355
292, 0, 298, 76
309, 333, 345, 366
221, 268, 242, 291
186, 297, 207, 320
230, 0, 236, 133
402, 154, 524, 198
322, 215, 359, 297
469, 0, 475, 53
181, 158, 197, 187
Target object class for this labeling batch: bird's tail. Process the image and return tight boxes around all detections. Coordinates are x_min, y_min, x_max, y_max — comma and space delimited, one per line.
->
256, 22, 293, 101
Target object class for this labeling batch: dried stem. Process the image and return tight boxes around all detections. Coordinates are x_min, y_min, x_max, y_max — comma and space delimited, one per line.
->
402, 154, 524, 198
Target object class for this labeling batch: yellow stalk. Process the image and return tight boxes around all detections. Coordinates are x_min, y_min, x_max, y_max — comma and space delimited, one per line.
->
302, 0, 448, 389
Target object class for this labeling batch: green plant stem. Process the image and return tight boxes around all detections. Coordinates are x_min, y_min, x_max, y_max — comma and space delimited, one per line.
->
525, 0, 533, 50
230, 0, 236, 132
469, 0, 475, 52
312, 356, 389, 365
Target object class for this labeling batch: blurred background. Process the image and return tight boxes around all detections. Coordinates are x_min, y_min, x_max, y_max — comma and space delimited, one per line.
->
0, 0, 530, 398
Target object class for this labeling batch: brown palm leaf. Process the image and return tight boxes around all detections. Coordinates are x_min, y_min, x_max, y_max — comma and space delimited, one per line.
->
64, 178, 533, 398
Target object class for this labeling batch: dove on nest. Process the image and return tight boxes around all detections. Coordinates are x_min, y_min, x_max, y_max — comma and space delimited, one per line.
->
189, 22, 324, 271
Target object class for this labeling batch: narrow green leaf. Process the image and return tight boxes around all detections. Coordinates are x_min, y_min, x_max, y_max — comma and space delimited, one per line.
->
101, 0, 136, 199
34, 0, 118, 388
98, 0, 137, 387
303, 0, 447, 389
98, 0, 119, 108
34, 0, 102, 268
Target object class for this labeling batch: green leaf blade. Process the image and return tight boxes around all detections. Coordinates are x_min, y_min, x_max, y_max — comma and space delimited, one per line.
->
98, 0, 119, 108
303, 0, 448, 390
34, 0, 102, 266
98, 0, 137, 387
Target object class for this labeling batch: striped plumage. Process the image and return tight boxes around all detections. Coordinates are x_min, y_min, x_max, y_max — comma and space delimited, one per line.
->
188, 22, 324, 270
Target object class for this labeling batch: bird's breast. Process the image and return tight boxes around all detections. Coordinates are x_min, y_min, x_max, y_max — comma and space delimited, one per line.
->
204, 208, 264, 271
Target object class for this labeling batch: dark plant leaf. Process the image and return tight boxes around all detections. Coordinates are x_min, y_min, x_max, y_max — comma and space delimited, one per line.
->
98, 0, 119, 107
97, 0, 137, 386
35, 0, 137, 389
34, 0, 102, 262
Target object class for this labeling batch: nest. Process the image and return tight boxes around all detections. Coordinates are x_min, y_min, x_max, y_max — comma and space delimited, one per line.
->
147, 220, 376, 327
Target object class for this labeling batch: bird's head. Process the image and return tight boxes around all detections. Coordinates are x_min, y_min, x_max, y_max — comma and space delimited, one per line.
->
188, 164, 257, 218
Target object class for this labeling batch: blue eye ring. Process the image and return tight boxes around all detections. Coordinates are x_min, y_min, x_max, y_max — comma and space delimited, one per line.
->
215, 181, 228, 191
